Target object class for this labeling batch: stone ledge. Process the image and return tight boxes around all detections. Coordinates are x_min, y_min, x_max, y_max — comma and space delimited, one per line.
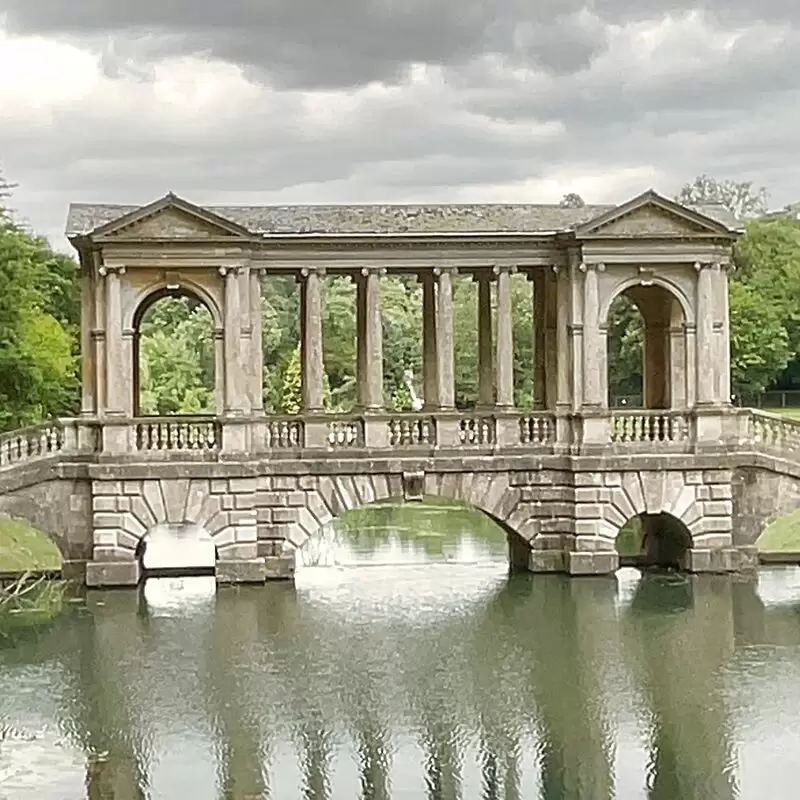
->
264, 553, 295, 580
216, 558, 266, 584
566, 551, 619, 576
86, 559, 141, 588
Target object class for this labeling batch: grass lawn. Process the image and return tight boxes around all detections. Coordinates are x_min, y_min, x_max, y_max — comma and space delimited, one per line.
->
765, 407, 800, 420
0, 517, 62, 572
756, 509, 800, 553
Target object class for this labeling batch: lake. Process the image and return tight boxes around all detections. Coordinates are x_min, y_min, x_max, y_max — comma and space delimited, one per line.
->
2, 501, 800, 799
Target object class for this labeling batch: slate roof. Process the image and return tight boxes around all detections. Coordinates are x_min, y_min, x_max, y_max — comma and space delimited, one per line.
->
65, 197, 742, 237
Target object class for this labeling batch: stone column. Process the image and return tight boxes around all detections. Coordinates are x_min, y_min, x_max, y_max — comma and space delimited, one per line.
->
249, 268, 265, 414
695, 262, 716, 405
567, 259, 584, 413
101, 265, 126, 416
476, 271, 494, 409
220, 266, 243, 415
80, 261, 96, 416
531, 271, 546, 410
435, 266, 457, 410
581, 262, 604, 408
718, 263, 732, 404
555, 266, 571, 411
494, 264, 516, 409
362, 267, 385, 411
669, 307, 688, 410
92, 254, 107, 417
214, 327, 225, 415
301, 266, 325, 412
544, 268, 559, 410
421, 272, 439, 410
356, 273, 367, 408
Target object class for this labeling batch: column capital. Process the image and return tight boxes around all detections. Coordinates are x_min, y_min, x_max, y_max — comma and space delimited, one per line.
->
98, 264, 126, 277
433, 264, 459, 278
300, 265, 327, 279
578, 261, 606, 273
492, 263, 517, 276
360, 266, 387, 278
693, 260, 718, 272
218, 265, 244, 278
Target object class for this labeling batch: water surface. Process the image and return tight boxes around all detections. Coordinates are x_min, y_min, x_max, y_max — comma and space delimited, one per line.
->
2, 501, 800, 799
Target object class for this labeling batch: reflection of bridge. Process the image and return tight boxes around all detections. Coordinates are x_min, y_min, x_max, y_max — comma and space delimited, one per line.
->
5, 572, 798, 797
0, 190, 799, 585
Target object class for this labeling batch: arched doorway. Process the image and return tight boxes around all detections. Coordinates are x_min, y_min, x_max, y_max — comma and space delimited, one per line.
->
132, 289, 217, 416
606, 283, 687, 410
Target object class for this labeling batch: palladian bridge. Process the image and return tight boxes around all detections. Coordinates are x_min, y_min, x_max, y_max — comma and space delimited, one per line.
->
1, 190, 799, 587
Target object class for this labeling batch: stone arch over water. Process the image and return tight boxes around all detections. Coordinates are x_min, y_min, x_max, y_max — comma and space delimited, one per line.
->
281, 471, 533, 563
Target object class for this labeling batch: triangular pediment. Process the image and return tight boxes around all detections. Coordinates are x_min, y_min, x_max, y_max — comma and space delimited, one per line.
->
90, 194, 253, 241
574, 190, 735, 238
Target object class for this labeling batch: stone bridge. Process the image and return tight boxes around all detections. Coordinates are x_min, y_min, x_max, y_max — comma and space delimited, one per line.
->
1, 409, 798, 586
1, 188, 799, 585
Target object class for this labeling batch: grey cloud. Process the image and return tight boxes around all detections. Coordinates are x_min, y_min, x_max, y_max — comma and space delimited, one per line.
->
3, 0, 800, 248
4, 0, 800, 91
1, 0, 618, 88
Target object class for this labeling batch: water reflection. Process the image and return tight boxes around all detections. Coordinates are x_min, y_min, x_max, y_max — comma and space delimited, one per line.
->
5, 506, 800, 798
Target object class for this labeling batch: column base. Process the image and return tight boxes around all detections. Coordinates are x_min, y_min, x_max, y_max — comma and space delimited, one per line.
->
683, 547, 741, 574
86, 559, 141, 588
216, 558, 266, 585
264, 553, 296, 580
528, 550, 567, 573
566, 550, 619, 576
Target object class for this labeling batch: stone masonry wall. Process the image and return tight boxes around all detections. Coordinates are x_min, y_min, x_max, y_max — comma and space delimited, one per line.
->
732, 460, 800, 547
0, 462, 92, 561
2, 454, 779, 582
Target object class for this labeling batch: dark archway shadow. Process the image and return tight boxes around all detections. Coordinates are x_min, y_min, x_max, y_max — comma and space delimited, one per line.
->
617, 513, 692, 572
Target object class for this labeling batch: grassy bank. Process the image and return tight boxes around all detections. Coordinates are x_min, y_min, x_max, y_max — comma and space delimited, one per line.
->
0, 518, 61, 573
756, 509, 800, 553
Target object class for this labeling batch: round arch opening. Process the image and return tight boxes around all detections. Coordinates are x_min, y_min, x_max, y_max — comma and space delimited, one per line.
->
616, 513, 692, 570
132, 288, 217, 417
294, 496, 525, 571
136, 523, 217, 577
606, 283, 687, 410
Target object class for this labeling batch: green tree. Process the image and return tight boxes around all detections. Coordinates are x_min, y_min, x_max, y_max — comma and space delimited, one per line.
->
606, 295, 643, 404
677, 175, 768, 218
729, 281, 791, 399
138, 296, 215, 415
0, 219, 78, 431
281, 344, 302, 414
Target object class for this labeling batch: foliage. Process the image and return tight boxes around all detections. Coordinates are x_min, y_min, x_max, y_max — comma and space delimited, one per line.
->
606, 295, 643, 403
138, 296, 215, 415
559, 193, 586, 208
676, 174, 768, 218
0, 219, 78, 432
280, 344, 302, 414
728, 279, 791, 398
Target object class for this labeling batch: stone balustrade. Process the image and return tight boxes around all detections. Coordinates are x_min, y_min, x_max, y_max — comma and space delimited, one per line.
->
0, 419, 94, 467
134, 417, 220, 452
610, 410, 692, 444
2, 409, 800, 469
748, 410, 800, 456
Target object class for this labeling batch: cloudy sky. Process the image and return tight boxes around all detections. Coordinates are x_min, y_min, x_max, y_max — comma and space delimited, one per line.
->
1, 1, 799, 247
